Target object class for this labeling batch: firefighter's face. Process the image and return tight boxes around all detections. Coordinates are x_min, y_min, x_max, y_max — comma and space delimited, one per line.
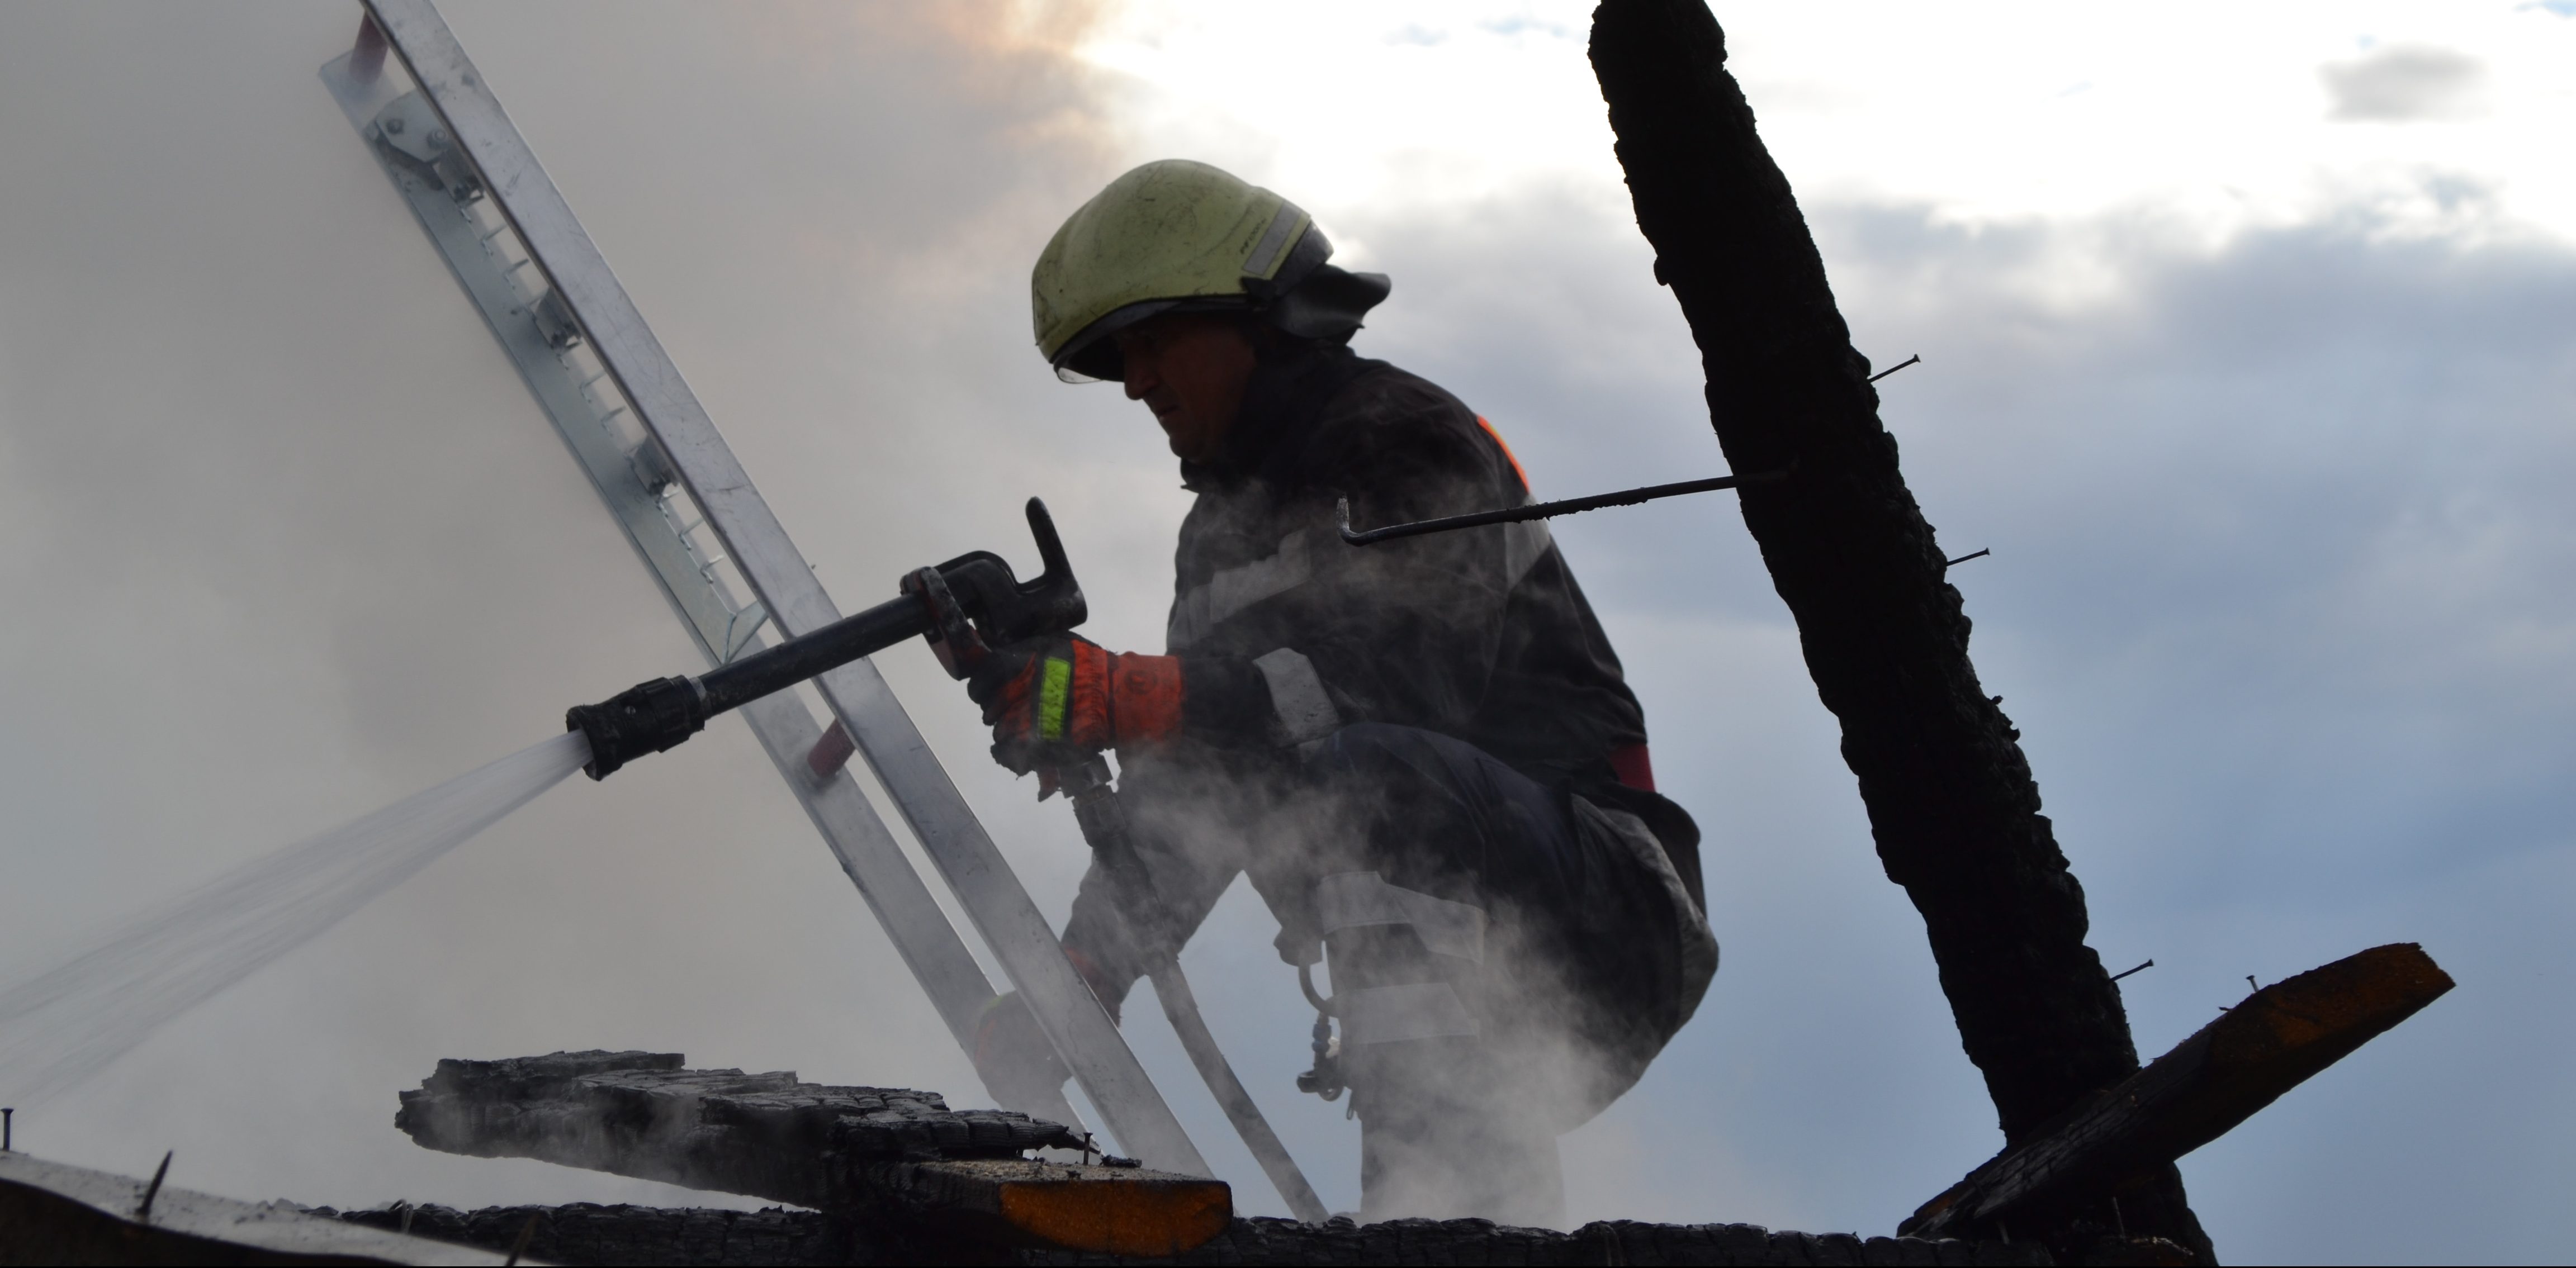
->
1116, 312, 1256, 463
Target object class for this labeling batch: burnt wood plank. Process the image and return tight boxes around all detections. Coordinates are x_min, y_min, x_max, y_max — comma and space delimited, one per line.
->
396, 1051, 1079, 1208
395, 1051, 1227, 1256
1903, 944, 2454, 1241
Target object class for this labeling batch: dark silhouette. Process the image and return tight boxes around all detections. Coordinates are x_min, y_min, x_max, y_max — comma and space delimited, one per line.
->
1588, 1, 2212, 1257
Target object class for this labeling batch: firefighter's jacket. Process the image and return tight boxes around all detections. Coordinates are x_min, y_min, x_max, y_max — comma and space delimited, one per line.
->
1060, 343, 1710, 1107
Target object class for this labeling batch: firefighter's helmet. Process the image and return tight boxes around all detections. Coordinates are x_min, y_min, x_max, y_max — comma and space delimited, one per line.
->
1031, 159, 1388, 382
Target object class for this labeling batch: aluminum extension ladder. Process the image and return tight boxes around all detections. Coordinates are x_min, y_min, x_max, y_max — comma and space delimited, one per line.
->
316, 0, 1216, 1178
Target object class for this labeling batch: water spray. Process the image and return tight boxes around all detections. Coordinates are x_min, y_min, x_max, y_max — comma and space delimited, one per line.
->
0, 502, 1078, 1110
0, 730, 589, 1106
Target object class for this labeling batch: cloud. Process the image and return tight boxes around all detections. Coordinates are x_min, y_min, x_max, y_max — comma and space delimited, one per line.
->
1327, 183, 2576, 1253
1804, 214, 2573, 1262
2323, 45, 2488, 122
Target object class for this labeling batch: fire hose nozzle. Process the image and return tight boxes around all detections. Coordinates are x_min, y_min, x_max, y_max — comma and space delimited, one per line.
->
564, 498, 1086, 782
567, 675, 708, 780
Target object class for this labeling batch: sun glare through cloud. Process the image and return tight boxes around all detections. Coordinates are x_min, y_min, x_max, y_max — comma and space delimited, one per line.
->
1081, 1, 2576, 253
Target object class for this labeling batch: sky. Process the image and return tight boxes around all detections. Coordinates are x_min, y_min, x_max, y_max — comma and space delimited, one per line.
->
0, 2, 2569, 1264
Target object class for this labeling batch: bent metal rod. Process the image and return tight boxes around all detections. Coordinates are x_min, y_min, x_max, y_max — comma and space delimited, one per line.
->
1336, 470, 1783, 547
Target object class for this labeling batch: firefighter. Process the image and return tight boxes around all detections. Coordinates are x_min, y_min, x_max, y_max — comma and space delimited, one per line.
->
968, 159, 1714, 1226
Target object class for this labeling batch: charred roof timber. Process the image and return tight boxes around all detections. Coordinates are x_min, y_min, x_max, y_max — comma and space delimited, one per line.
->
1906, 944, 2453, 1244
335, 1201, 2059, 1266
1588, 0, 2175, 1195
0, 1137, 2162, 1267
395, 1051, 1230, 1258
378, 1053, 2091, 1264
1590, 1, 2458, 1261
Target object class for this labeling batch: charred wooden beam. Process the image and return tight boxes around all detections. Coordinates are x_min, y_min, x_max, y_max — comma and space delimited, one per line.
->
395, 1050, 1082, 1203
340, 1203, 2058, 1266
1038, 1217, 2054, 1267
395, 1051, 1228, 1257
1587, 0, 2143, 1146
1905, 943, 2453, 1242
1585, 2, 2210, 1255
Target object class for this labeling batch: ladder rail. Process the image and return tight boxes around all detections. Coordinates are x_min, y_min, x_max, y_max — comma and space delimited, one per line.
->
336, 1, 1206, 1175
316, 42, 1079, 1132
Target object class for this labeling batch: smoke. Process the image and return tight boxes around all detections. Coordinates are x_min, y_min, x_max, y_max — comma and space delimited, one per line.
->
1084, 705, 1717, 1228
0, 3, 2568, 1259
0, 0, 1139, 1214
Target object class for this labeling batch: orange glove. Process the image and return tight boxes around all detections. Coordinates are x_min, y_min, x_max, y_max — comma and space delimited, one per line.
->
967, 636, 1184, 777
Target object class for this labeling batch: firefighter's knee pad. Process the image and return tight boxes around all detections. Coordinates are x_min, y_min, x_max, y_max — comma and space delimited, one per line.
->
1314, 868, 1488, 1051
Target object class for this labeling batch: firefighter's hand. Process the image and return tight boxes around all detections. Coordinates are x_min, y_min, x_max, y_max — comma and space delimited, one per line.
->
967, 636, 1184, 778
969, 635, 1107, 776
972, 991, 1071, 1110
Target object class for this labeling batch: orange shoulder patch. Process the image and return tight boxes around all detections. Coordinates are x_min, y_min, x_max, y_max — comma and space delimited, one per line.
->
1474, 415, 1530, 495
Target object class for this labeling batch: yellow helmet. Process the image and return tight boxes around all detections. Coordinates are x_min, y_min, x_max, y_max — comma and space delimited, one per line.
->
1032, 159, 1389, 382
